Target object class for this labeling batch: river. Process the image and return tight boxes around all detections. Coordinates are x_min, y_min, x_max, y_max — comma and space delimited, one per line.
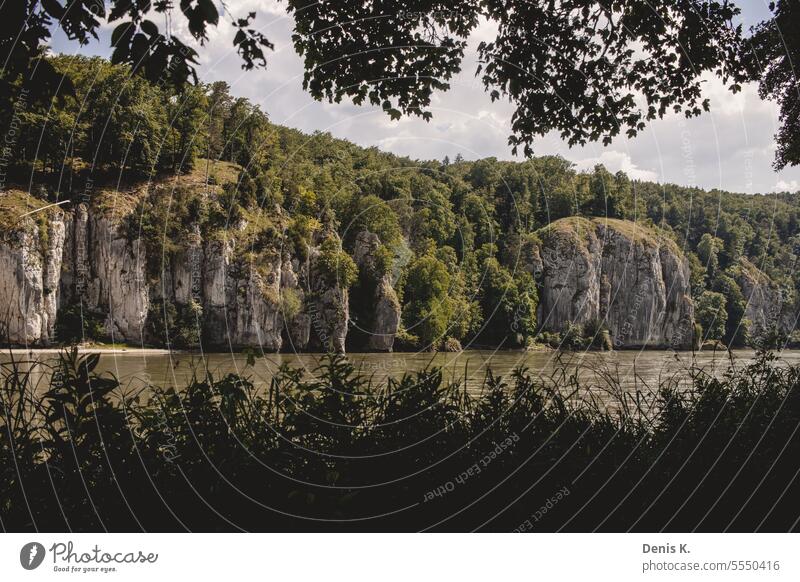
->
4, 349, 800, 409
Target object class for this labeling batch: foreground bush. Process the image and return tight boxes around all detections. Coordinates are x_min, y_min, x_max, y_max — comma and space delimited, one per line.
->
1, 349, 799, 532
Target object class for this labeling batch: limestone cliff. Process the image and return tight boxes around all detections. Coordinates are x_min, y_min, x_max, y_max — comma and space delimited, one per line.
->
351, 231, 401, 351
735, 257, 795, 341
0, 210, 65, 345
0, 184, 353, 351
303, 238, 350, 353
152, 228, 349, 352
199, 240, 284, 350
57, 203, 150, 344
0, 196, 708, 352
530, 218, 695, 348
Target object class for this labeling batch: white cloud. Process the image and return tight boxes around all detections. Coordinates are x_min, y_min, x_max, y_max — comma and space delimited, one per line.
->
702, 74, 771, 117
774, 180, 799, 192
574, 151, 660, 182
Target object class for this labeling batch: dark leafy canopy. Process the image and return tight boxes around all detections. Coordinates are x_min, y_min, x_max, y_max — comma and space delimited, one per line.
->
288, 0, 748, 155
286, 0, 480, 122
748, 0, 800, 169
0, 0, 271, 98
0, 1, 63, 102
4, 1, 797, 168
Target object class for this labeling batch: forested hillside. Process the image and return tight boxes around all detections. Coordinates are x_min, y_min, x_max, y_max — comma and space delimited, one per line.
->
1, 56, 797, 350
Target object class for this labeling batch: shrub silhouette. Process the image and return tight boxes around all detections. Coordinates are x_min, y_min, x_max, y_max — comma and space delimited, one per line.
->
1, 348, 799, 532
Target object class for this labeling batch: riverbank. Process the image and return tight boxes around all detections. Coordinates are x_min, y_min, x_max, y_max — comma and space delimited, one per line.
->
3, 343, 798, 356
5, 347, 800, 398
7, 345, 793, 361
1, 348, 798, 531
2, 346, 173, 355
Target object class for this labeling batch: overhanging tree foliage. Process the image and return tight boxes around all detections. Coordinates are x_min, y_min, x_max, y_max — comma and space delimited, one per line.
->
748, 0, 800, 169
1, 0, 271, 91
2, 1, 796, 168
287, 0, 749, 156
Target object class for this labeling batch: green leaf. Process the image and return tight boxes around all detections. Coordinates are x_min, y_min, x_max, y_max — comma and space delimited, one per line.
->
198, 0, 220, 26
141, 20, 159, 37
111, 22, 134, 47
41, 0, 65, 18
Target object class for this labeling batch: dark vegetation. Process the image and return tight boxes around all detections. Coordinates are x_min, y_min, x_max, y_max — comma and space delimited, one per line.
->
1, 348, 799, 532
2, 54, 797, 350
5, 2, 798, 169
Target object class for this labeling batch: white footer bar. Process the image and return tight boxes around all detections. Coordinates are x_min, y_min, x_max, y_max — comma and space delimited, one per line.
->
0, 534, 795, 581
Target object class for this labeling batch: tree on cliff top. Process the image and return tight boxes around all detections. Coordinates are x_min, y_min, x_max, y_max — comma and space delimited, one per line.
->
8, 1, 797, 168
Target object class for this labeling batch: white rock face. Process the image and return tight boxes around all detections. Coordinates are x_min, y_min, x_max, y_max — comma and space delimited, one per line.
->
0, 213, 65, 344
0, 206, 702, 353
0, 193, 356, 351
59, 203, 89, 308
87, 216, 149, 342
531, 218, 695, 348
171, 226, 203, 306
42, 216, 66, 341
55, 205, 149, 343
369, 277, 401, 351
281, 258, 311, 350
200, 239, 284, 350
231, 257, 283, 350
0, 188, 356, 352
352, 231, 401, 351
736, 257, 795, 341
170, 234, 346, 352
134, 225, 349, 352
304, 244, 349, 353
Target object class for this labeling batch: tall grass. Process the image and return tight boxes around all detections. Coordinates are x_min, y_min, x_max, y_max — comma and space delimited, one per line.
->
1, 348, 799, 532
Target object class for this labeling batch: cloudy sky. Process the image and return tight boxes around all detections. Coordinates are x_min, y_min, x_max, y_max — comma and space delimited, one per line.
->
52, 1, 800, 194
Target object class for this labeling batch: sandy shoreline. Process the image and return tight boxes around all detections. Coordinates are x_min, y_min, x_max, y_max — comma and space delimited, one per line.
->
2, 347, 175, 355
2, 347, 798, 357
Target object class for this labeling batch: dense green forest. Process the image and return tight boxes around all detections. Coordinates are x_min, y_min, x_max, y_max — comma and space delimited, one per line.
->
2, 56, 798, 349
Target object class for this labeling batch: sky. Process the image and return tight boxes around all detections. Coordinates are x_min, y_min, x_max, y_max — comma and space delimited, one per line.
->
51, 1, 800, 195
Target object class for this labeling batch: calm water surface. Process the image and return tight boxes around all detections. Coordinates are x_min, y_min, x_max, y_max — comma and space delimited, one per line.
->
5, 349, 800, 406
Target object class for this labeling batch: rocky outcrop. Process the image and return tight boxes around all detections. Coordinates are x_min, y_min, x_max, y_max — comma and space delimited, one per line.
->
160, 232, 347, 352
0, 197, 353, 351
281, 257, 311, 350
304, 243, 349, 353
59, 205, 149, 343
736, 257, 795, 341
197, 238, 284, 350
0, 213, 65, 344
171, 225, 203, 306
0, 208, 694, 351
530, 218, 695, 348
155, 226, 350, 353
88, 216, 149, 342
205, 245, 284, 350
370, 278, 401, 351
352, 231, 401, 351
